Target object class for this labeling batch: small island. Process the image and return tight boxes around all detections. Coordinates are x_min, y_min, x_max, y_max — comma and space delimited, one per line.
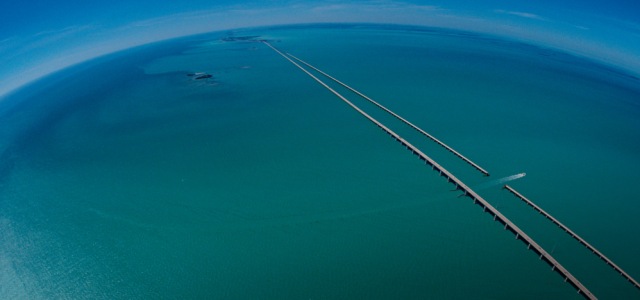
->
187, 72, 213, 80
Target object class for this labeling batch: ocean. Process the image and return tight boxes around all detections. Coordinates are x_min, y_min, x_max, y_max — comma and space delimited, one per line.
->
1, 24, 639, 299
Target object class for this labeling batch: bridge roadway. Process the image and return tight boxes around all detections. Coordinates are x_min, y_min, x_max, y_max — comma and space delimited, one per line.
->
262, 41, 596, 299
504, 185, 640, 291
286, 53, 490, 177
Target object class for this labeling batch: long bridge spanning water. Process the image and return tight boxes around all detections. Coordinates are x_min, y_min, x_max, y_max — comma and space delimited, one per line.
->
286, 53, 490, 177
263, 41, 596, 299
504, 185, 640, 290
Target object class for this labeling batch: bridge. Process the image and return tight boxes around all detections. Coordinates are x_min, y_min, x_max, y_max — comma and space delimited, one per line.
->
263, 41, 596, 299
504, 185, 640, 290
287, 53, 490, 177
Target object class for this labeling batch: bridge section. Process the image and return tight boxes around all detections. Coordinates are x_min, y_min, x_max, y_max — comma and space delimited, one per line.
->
504, 185, 640, 291
287, 53, 490, 176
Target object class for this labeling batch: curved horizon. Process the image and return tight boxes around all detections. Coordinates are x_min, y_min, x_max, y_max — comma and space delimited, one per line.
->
1, 1, 640, 99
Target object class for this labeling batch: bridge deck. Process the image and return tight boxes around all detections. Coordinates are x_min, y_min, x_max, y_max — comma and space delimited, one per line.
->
286, 53, 490, 176
263, 41, 595, 300
504, 185, 640, 291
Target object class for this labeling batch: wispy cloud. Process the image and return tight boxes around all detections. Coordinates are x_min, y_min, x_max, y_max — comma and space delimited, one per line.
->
30, 25, 97, 48
0, 24, 99, 68
34, 25, 96, 37
310, 1, 440, 13
494, 9, 547, 21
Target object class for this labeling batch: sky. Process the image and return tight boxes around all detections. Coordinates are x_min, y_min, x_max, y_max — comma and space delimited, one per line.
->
1, 0, 639, 99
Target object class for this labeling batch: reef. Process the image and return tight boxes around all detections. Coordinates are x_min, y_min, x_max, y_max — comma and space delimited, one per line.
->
221, 35, 260, 42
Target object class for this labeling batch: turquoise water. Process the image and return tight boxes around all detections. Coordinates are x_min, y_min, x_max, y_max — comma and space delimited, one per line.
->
1, 24, 639, 299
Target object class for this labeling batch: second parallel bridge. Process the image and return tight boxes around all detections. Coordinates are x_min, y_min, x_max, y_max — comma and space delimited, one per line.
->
504, 185, 640, 291
263, 41, 595, 300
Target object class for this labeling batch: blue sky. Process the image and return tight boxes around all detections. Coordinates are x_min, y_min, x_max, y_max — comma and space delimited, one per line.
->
1, 0, 639, 98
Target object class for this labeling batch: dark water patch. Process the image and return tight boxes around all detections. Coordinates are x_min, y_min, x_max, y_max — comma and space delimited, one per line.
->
0, 42, 194, 183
